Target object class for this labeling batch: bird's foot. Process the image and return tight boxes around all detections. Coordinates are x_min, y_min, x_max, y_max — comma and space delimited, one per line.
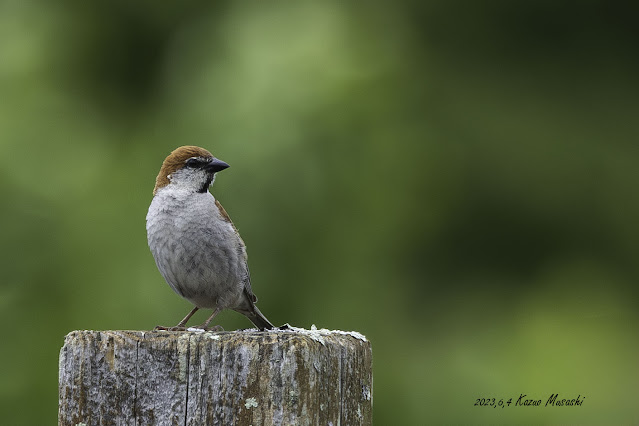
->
154, 325, 187, 331
194, 324, 224, 332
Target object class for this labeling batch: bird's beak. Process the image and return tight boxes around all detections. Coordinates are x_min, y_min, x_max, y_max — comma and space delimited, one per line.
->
205, 158, 230, 173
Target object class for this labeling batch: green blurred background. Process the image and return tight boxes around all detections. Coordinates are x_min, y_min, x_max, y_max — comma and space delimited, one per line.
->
1, 1, 638, 424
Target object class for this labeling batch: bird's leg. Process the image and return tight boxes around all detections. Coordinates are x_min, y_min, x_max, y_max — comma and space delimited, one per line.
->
196, 307, 224, 331
175, 306, 199, 328
154, 306, 199, 331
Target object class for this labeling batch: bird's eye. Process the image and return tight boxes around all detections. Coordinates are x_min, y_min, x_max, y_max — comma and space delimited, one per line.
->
185, 158, 200, 168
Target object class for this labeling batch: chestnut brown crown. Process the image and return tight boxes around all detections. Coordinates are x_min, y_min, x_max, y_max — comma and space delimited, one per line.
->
153, 146, 215, 195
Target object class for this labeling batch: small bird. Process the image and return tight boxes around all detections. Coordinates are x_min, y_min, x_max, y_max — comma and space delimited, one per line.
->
146, 146, 275, 331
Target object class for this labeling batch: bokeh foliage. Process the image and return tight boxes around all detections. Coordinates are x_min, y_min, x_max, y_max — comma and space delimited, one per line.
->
1, 1, 638, 424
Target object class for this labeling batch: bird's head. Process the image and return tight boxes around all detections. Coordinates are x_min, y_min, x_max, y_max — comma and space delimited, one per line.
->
153, 146, 230, 196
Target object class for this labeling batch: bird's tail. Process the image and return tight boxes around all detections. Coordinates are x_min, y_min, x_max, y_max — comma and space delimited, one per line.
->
239, 304, 275, 330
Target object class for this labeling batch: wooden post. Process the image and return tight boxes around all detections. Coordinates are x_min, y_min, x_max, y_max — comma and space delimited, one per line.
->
58, 328, 372, 425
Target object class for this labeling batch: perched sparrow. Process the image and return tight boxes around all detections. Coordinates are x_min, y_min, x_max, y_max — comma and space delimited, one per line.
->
146, 146, 275, 331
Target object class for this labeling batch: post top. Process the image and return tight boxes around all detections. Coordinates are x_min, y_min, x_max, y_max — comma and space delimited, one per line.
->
63, 324, 368, 347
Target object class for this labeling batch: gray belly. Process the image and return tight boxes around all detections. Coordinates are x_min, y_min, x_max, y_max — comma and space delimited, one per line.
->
148, 220, 245, 310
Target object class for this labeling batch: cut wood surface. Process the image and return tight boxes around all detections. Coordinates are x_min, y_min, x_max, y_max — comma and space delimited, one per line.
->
58, 328, 372, 425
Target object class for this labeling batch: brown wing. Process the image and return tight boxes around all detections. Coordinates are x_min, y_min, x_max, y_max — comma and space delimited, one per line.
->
215, 199, 258, 304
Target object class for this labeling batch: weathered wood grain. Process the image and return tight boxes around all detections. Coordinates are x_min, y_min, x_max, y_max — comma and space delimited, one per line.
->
58, 329, 372, 425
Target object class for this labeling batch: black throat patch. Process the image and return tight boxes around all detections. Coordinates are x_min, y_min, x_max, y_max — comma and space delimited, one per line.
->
197, 176, 214, 193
